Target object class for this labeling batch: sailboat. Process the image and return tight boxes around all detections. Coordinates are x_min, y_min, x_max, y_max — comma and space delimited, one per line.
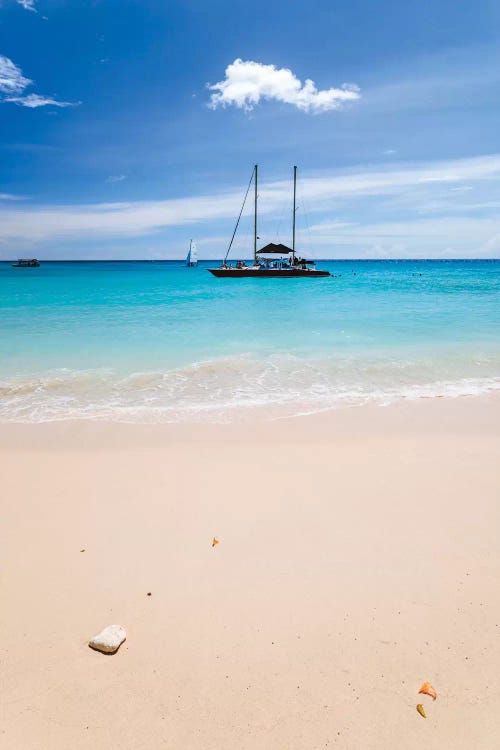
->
207, 166, 330, 278
186, 239, 198, 267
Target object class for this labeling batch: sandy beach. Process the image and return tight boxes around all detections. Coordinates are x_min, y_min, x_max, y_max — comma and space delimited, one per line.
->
1, 395, 499, 749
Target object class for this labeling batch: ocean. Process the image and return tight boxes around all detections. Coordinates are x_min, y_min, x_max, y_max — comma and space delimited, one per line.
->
1, 259, 499, 422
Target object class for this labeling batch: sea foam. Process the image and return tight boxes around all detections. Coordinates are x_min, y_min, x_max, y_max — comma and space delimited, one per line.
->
0, 352, 498, 423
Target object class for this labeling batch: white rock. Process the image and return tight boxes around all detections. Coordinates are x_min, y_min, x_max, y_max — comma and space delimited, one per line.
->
89, 624, 126, 654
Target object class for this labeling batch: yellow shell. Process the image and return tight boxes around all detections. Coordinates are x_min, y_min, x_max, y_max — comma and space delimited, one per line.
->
416, 704, 426, 718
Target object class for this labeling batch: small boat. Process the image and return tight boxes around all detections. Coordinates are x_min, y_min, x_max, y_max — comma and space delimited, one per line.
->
12, 258, 40, 268
208, 166, 330, 279
186, 239, 198, 267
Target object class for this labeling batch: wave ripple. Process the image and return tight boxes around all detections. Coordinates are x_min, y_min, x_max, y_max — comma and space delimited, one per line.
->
1, 351, 499, 423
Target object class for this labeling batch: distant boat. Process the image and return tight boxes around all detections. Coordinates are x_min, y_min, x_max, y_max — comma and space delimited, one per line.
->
208, 166, 330, 278
12, 258, 40, 268
186, 240, 198, 267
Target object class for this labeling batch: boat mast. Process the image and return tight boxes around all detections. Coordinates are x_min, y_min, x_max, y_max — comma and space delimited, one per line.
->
253, 164, 258, 263
292, 165, 297, 263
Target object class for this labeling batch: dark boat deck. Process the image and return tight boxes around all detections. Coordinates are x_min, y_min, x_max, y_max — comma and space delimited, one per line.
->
208, 267, 330, 278
12, 259, 40, 268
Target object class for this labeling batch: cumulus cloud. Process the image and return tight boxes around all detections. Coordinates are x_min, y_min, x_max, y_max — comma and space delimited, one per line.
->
16, 0, 37, 11
208, 58, 360, 113
0, 54, 79, 108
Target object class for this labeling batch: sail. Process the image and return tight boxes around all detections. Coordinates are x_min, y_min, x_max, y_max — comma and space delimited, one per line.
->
186, 240, 198, 266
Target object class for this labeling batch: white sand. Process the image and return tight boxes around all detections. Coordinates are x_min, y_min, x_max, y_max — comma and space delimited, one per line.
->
1, 395, 499, 749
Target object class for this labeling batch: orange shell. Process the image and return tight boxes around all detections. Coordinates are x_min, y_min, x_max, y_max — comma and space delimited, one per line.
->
212, 537, 219, 547
419, 682, 437, 701
416, 704, 426, 718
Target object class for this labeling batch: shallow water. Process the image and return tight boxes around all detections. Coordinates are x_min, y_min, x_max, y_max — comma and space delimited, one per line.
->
1, 259, 499, 422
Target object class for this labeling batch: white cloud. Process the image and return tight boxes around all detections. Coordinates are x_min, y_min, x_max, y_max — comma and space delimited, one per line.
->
303, 216, 500, 259
106, 175, 127, 183
2, 154, 500, 259
5, 93, 79, 108
0, 193, 27, 200
284, 154, 500, 204
0, 55, 31, 94
16, 0, 37, 11
208, 58, 360, 113
0, 54, 79, 108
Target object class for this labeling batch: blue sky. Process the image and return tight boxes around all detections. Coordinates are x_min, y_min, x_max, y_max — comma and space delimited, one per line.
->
1, 0, 500, 259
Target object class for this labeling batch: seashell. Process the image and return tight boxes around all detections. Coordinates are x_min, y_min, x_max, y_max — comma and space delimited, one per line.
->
416, 704, 426, 718
212, 537, 219, 547
419, 682, 437, 700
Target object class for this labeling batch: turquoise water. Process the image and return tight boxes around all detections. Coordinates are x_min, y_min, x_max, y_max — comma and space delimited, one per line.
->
1, 260, 499, 422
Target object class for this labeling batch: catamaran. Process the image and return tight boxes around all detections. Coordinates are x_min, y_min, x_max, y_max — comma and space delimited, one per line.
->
208, 166, 330, 278
186, 239, 198, 267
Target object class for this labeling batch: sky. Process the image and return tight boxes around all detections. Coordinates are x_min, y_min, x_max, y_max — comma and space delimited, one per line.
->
1, 0, 500, 259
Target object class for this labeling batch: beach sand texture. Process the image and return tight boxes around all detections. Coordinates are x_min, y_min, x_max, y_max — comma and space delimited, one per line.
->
1, 396, 499, 749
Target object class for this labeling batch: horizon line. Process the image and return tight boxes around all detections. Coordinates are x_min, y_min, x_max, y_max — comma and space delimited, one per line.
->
2, 258, 500, 263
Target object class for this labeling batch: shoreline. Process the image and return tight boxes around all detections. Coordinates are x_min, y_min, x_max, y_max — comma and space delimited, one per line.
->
2, 394, 499, 748
1, 388, 499, 447
1, 376, 499, 425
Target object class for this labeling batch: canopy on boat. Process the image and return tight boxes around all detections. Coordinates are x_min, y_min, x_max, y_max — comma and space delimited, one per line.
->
257, 243, 293, 255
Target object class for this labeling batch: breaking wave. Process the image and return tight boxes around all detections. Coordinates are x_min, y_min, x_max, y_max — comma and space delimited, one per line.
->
0, 351, 499, 423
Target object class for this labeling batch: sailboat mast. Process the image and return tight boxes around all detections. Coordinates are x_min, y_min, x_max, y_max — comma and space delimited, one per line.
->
292, 165, 297, 263
254, 164, 258, 263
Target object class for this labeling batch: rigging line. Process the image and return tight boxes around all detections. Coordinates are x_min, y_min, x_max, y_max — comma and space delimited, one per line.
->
224, 167, 255, 263
297, 178, 313, 255
275, 195, 288, 242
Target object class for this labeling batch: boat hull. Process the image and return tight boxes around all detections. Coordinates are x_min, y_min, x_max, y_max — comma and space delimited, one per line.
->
208, 268, 330, 278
